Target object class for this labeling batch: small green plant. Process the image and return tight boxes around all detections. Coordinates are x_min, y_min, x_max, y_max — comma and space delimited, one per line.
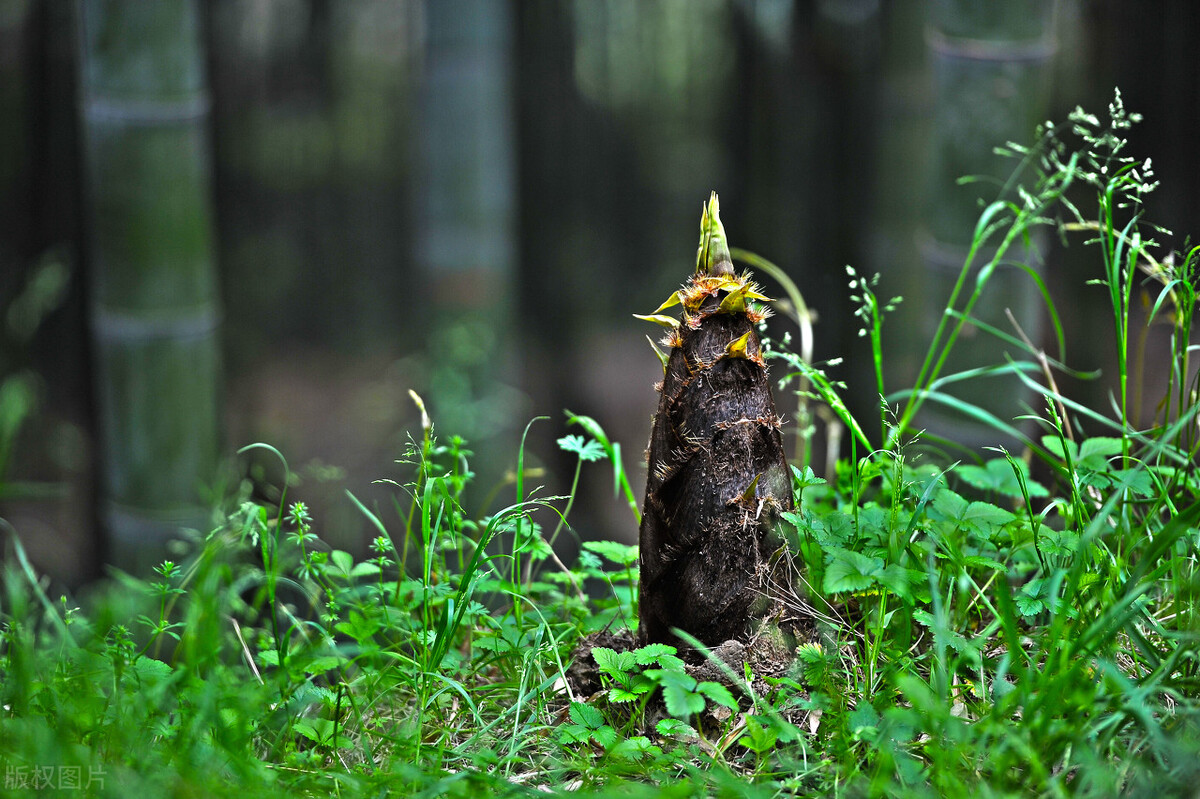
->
137, 560, 187, 651
589, 642, 740, 737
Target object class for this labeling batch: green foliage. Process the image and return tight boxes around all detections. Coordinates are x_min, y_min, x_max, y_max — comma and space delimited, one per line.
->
589, 642, 734, 727
3, 90, 1200, 797
762, 89, 1200, 795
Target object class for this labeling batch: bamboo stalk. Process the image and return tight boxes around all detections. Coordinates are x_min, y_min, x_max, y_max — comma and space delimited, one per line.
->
416, 0, 517, 495
0, 0, 33, 299
918, 0, 1057, 449
76, 0, 221, 571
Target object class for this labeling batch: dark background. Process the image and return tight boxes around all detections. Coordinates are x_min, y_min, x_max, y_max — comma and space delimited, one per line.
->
1, 1, 1197, 586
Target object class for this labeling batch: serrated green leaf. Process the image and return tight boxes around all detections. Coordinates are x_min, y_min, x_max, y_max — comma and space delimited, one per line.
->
634, 642, 685, 671
856, 505, 890, 543
334, 609, 382, 642
472, 634, 511, 654
697, 681, 738, 711
912, 609, 935, 628
656, 717, 697, 738
955, 461, 1008, 494
800, 510, 857, 547
131, 655, 173, 682
292, 721, 322, 744
582, 540, 639, 567
1112, 468, 1155, 497
329, 550, 355, 579
650, 669, 704, 718
912, 608, 977, 659
591, 725, 618, 749
781, 510, 806, 533
520, 534, 554, 562
1079, 436, 1124, 462
302, 655, 344, 675
874, 563, 913, 599
1041, 435, 1079, 462
957, 458, 1049, 499
943, 629, 979, 656
906, 469, 950, 536
616, 673, 655, 701
822, 548, 882, 595
557, 434, 607, 463
558, 724, 591, 745
940, 633, 979, 657
1039, 527, 1080, 560
795, 642, 826, 665
566, 412, 634, 511
791, 464, 827, 490
907, 568, 933, 603
848, 703, 880, 737
1015, 593, 1044, 617
610, 735, 661, 761
827, 511, 858, 545
738, 715, 776, 752
293, 718, 351, 749
568, 701, 604, 729
632, 642, 677, 665
930, 488, 968, 520
962, 555, 1007, 571
663, 682, 705, 717
962, 501, 1016, 534
591, 647, 620, 673
350, 562, 382, 578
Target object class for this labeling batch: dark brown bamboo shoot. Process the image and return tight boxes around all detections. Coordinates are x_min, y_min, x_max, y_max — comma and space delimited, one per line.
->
636, 193, 793, 649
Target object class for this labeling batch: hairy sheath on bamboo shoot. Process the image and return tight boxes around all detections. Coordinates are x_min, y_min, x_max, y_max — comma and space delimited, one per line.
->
636, 193, 794, 649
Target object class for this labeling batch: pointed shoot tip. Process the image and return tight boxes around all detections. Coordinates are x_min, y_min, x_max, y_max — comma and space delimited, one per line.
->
696, 191, 734, 278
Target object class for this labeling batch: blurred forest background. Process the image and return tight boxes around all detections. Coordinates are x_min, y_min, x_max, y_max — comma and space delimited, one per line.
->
1, 0, 1198, 585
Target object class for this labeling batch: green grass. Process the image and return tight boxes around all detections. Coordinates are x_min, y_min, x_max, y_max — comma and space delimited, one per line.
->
2, 90, 1200, 797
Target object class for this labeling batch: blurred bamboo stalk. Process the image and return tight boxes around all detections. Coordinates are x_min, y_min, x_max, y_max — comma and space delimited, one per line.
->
919, 0, 1057, 449
76, 0, 221, 571
417, 0, 518, 488
0, 0, 33, 302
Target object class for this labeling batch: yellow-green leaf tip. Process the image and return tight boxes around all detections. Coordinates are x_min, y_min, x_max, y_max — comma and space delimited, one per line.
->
645, 335, 669, 371
738, 473, 761, 505
719, 283, 769, 314
696, 191, 734, 278
651, 291, 683, 315
633, 313, 681, 329
724, 330, 753, 360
